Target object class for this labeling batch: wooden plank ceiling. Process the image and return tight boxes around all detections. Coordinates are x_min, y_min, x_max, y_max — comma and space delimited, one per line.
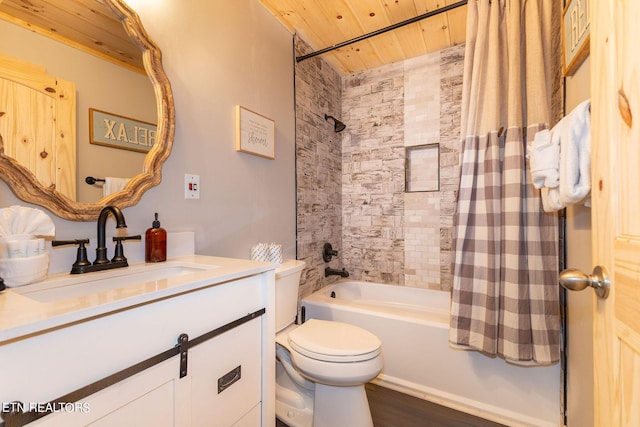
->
258, 0, 467, 75
0, 0, 144, 73
1, 0, 466, 76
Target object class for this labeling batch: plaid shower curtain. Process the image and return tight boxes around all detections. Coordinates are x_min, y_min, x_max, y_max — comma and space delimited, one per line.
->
449, 0, 561, 365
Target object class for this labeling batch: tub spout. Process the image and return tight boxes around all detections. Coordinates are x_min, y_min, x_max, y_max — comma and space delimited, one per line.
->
325, 267, 349, 278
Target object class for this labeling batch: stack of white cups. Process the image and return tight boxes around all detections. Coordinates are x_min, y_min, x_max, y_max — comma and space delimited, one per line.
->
251, 242, 282, 264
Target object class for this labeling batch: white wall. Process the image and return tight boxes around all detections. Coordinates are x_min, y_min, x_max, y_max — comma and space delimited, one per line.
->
564, 58, 593, 427
0, 0, 297, 262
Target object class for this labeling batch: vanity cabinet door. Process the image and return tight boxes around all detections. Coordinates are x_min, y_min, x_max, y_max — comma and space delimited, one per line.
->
190, 317, 262, 427
31, 357, 190, 427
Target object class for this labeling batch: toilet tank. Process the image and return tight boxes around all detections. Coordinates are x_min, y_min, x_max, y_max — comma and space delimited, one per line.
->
275, 259, 306, 333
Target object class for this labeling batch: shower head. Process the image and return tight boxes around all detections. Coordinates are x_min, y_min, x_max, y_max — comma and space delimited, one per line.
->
325, 114, 346, 133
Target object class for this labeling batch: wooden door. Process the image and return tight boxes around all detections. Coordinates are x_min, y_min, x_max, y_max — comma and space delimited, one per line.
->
591, 1, 640, 425
0, 53, 76, 201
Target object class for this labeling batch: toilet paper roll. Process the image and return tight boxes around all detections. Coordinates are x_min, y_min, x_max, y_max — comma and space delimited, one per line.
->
268, 243, 282, 264
251, 243, 269, 261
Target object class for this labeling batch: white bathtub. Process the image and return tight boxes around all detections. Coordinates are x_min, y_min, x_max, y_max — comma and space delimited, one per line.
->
301, 281, 561, 427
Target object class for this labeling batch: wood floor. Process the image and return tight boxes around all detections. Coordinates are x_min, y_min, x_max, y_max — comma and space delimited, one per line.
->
276, 383, 507, 427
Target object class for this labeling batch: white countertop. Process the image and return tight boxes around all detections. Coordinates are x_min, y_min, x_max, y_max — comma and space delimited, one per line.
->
0, 255, 276, 344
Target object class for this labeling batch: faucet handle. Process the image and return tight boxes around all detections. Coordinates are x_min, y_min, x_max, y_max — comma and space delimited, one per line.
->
52, 239, 91, 273
52, 238, 90, 247
112, 235, 141, 263
323, 243, 339, 262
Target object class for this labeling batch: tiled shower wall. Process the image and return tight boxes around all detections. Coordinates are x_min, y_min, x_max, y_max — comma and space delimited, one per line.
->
341, 61, 406, 284
294, 36, 343, 298
341, 44, 464, 290
295, 38, 464, 295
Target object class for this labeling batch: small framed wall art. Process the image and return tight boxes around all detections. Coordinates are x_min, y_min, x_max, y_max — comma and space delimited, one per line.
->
235, 105, 275, 159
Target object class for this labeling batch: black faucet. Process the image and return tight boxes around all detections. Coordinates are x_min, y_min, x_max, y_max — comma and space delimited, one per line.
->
94, 206, 127, 265
52, 206, 141, 274
325, 267, 349, 278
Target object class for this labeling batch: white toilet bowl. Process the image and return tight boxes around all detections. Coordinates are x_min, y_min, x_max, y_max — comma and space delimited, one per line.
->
288, 319, 383, 386
273, 261, 384, 427
275, 341, 315, 427
276, 319, 383, 427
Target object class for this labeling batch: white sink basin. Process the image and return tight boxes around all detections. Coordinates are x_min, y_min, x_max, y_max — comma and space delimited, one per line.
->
12, 262, 219, 303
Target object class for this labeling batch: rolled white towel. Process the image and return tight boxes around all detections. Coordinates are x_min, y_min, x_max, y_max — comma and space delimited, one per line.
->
0, 206, 55, 238
528, 129, 560, 189
541, 188, 564, 212
559, 100, 591, 206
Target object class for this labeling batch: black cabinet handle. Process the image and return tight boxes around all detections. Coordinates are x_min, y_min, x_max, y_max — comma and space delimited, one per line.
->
218, 365, 241, 393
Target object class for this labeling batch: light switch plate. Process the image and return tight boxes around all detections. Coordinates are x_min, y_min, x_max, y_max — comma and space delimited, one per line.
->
184, 174, 200, 199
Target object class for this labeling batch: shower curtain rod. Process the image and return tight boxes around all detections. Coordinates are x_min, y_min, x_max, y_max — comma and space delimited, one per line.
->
295, 0, 468, 63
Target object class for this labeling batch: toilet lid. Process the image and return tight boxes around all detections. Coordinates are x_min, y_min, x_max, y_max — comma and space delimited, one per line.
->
288, 319, 381, 362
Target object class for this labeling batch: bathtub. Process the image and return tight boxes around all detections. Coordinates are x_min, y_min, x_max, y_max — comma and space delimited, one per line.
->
301, 281, 561, 427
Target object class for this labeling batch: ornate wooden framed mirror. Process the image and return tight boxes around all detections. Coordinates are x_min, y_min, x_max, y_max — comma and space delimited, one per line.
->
0, 0, 174, 221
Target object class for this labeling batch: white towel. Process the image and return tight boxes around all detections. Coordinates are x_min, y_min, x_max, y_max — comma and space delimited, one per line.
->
537, 100, 591, 212
528, 129, 560, 189
541, 188, 564, 213
559, 100, 591, 206
0, 206, 55, 237
103, 177, 130, 197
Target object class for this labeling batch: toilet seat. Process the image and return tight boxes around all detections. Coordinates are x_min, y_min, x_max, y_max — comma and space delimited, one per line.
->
288, 319, 382, 363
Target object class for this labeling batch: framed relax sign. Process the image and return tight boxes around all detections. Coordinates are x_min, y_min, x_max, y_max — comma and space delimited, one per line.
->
562, 0, 590, 76
89, 108, 157, 153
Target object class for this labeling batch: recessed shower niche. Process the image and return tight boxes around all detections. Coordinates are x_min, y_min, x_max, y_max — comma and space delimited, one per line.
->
405, 143, 440, 192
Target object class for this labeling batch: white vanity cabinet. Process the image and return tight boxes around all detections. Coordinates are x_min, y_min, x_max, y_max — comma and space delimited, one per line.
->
189, 319, 262, 426
34, 357, 187, 427
0, 268, 275, 427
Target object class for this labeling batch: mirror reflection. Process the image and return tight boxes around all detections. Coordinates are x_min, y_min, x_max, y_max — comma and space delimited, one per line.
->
0, 0, 157, 204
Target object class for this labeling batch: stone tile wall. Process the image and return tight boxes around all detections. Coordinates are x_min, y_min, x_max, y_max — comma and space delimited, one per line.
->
403, 52, 442, 289
294, 36, 344, 299
295, 39, 464, 294
341, 44, 464, 290
438, 46, 464, 290
341, 63, 406, 284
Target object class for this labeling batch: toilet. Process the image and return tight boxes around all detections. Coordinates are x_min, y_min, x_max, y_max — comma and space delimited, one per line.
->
274, 260, 383, 427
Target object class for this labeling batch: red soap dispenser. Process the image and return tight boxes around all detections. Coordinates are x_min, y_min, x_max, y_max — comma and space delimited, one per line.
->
145, 212, 167, 262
